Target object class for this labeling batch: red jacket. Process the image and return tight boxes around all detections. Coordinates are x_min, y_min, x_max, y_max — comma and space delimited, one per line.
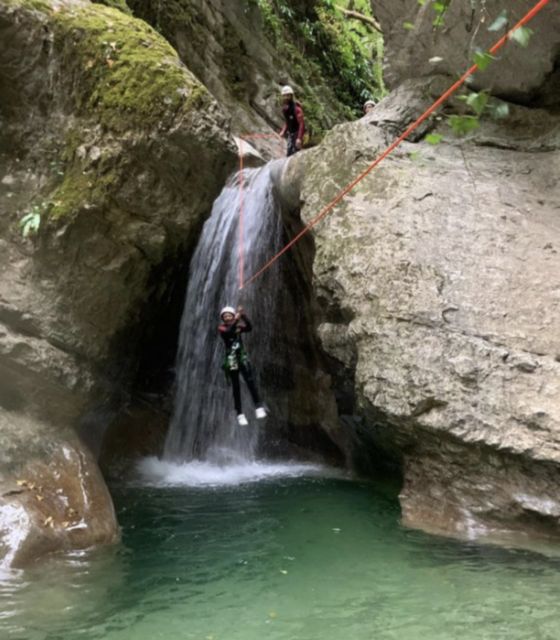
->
280, 100, 305, 140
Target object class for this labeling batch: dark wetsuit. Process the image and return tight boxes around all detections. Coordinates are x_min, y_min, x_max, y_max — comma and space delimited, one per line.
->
280, 100, 305, 157
218, 314, 261, 415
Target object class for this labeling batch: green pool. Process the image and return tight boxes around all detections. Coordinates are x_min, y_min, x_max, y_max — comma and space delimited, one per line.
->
1, 461, 559, 640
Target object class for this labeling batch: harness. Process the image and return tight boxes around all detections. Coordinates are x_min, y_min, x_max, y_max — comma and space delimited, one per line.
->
223, 338, 249, 373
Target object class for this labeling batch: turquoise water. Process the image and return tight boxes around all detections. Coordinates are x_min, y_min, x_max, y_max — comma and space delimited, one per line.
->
1, 465, 559, 640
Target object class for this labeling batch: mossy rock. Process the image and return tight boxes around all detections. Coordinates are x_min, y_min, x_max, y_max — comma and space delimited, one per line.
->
3, 0, 223, 227
10, 0, 211, 134
91, 0, 132, 15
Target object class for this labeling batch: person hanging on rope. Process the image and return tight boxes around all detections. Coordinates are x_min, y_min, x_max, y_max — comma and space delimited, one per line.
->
219, 306, 267, 426
279, 85, 305, 157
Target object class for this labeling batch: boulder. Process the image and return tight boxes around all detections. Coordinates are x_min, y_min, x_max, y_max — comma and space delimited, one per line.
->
0, 413, 118, 568
0, 0, 237, 564
285, 92, 560, 542
373, 0, 560, 104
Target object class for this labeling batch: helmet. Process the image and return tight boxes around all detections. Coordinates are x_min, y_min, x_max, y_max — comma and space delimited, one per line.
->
281, 85, 294, 96
220, 306, 236, 319
363, 99, 376, 109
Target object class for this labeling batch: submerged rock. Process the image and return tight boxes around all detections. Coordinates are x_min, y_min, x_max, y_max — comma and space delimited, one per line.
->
0, 0, 237, 564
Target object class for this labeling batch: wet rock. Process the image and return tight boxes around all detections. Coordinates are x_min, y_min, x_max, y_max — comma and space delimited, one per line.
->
0, 414, 118, 568
0, 0, 236, 565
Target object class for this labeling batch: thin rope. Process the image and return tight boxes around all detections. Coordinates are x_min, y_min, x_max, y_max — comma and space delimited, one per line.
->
242, 0, 551, 288
236, 133, 283, 290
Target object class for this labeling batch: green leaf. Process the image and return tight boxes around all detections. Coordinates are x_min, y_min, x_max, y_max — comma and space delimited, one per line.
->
19, 211, 41, 237
509, 26, 533, 48
465, 91, 489, 116
433, 1, 446, 12
473, 50, 495, 72
425, 133, 443, 145
403, 21, 415, 30
418, 0, 426, 5
490, 102, 510, 120
488, 10, 508, 32
448, 115, 480, 137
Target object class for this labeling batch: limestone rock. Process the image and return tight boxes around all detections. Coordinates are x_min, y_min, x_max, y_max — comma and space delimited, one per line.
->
0, 0, 237, 564
0, 413, 118, 568
286, 101, 560, 543
373, 0, 560, 104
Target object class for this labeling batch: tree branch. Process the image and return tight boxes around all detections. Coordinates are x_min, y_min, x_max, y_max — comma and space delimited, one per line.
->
335, 6, 383, 33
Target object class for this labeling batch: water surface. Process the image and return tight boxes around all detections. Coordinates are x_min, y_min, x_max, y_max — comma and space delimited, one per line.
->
1, 464, 559, 640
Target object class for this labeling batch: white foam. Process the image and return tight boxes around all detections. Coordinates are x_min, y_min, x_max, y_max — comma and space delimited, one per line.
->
134, 456, 338, 488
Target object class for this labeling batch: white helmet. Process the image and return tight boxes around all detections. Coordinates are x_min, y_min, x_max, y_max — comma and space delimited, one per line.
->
363, 99, 376, 109
220, 306, 236, 319
281, 85, 294, 96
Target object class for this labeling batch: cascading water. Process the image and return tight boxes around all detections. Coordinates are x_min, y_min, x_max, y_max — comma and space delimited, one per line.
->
163, 162, 287, 464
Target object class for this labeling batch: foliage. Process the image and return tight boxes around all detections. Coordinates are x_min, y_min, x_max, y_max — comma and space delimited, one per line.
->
431, 0, 451, 28
19, 204, 46, 238
91, 0, 132, 15
472, 50, 494, 72
487, 9, 508, 32
425, 133, 443, 145
509, 26, 533, 48
250, 0, 385, 133
408, 4, 533, 142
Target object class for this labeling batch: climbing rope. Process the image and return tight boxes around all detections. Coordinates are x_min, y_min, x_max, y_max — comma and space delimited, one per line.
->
237, 133, 283, 290
239, 0, 551, 290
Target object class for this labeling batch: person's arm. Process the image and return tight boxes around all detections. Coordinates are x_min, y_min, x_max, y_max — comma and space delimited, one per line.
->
295, 104, 305, 148
234, 307, 252, 333
279, 104, 288, 138
238, 314, 252, 333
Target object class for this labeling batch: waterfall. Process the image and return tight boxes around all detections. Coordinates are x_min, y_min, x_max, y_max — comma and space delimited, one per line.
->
163, 162, 286, 463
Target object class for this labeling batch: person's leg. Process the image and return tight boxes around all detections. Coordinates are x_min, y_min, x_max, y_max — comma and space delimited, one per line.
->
229, 370, 242, 414
286, 132, 297, 157
239, 363, 261, 407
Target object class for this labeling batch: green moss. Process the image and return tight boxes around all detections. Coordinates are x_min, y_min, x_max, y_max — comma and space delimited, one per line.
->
91, 0, 132, 16
47, 161, 120, 222
246, 0, 385, 138
3, 0, 51, 10
7, 2, 214, 224
44, 2, 205, 132
48, 168, 96, 221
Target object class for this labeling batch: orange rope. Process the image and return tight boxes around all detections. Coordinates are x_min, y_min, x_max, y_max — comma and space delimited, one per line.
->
236, 133, 283, 290
242, 0, 552, 289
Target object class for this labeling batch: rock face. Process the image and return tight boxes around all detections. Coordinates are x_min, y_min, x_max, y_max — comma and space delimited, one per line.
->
285, 76, 560, 541
373, 0, 560, 104
127, 0, 370, 149
0, 0, 237, 564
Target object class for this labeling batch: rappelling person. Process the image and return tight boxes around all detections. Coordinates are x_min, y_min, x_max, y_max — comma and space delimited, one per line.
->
279, 85, 305, 157
219, 306, 267, 426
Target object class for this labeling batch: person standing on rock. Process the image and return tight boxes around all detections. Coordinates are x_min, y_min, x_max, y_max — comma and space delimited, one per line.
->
363, 99, 376, 115
279, 85, 305, 157
219, 306, 267, 426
